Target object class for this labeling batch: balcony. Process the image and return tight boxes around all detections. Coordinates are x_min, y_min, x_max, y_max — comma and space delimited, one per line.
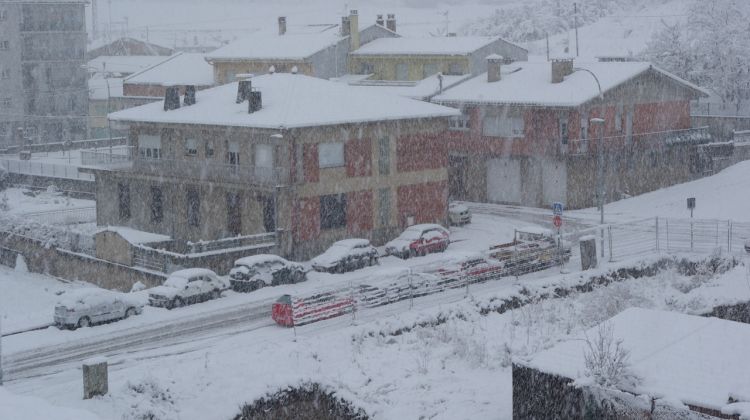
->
81, 147, 289, 187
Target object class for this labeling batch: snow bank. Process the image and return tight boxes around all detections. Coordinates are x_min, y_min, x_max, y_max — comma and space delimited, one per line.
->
0, 387, 102, 420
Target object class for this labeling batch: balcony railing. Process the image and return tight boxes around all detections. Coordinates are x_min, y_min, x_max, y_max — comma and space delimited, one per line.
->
84, 147, 288, 186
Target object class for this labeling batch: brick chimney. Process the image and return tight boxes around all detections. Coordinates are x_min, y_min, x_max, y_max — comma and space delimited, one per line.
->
163, 85, 180, 111
278, 17, 287, 35
183, 85, 196, 106
341, 15, 351, 36
386, 14, 396, 32
487, 54, 503, 83
349, 10, 360, 50
376, 14, 384, 26
551, 57, 574, 84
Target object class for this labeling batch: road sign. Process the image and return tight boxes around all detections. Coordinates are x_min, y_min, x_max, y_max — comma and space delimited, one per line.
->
687, 197, 696, 210
552, 202, 564, 216
553, 215, 563, 228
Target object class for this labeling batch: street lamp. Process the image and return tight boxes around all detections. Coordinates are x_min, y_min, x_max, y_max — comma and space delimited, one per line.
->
82, 62, 113, 158
591, 117, 606, 257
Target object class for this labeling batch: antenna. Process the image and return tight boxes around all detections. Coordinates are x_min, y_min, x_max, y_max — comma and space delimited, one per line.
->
574, 2, 579, 57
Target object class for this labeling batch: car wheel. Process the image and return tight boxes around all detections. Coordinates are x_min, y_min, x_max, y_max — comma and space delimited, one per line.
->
253, 280, 265, 291
409, 249, 417, 259
77, 316, 91, 328
211, 289, 221, 299
171, 297, 185, 309
124, 307, 137, 318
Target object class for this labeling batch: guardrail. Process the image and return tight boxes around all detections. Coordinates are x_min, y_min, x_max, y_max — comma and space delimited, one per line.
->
0, 159, 94, 181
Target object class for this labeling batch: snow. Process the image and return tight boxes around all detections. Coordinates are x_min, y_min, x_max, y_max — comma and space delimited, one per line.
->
234, 254, 289, 268
87, 76, 124, 100
168, 268, 218, 280
109, 73, 460, 129
0, 187, 94, 217
434, 59, 706, 107
205, 31, 343, 61
0, 387, 101, 420
124, 52, 214, 87
351, 36, 508, 56
527, 307, 750, 413
87, 55, 169, 76
56, 288, 140, 309
333, 73, 472, 100
99, 226, 171, 245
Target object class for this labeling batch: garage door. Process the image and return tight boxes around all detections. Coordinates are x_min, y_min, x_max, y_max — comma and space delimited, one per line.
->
487, 158, 521, 204
542, 160, 567, 206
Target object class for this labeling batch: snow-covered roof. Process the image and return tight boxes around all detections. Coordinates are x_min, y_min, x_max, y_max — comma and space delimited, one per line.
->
87, 55, 169, 76
332, 73, 472, 100
433, 61, 708, 107
88, 76, 124, 100
124, 52, 214, 86
351, 36, 504, 56
109, 73, 460, 129
527, 308, 750, 415
205, 31, 343, 61
332, 238, 371, 248
99, 226, 171, 244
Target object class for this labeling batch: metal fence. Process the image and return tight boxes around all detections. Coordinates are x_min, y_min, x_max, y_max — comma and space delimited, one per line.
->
80, 148, 132, 167
21, 206, 96, 226
0, 159, 94, 181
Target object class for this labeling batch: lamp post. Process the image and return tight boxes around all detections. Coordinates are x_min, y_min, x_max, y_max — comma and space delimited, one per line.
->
591, 117, 606, 257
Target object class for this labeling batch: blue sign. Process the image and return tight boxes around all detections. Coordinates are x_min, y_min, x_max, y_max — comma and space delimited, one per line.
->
552, 202, 564, 216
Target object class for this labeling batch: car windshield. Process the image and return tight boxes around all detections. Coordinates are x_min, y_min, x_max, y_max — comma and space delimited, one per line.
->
400, 228, 423, 240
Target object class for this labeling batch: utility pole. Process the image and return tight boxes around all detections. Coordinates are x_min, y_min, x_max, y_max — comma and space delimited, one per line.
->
591, 117, 606, 257
574, 2, 579, 57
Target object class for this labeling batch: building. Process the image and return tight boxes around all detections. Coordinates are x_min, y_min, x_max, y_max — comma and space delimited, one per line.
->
514, 308, 750, 419
87, 36, 173, 60
86, 55, 169, 78
332, 73, 472, 101
349, 35, 528, 81
432, 58, 709, 208
100, 72, 459, 260
205, 11, 398, 84
0, 0, 88, 146
122, 52, 214, 98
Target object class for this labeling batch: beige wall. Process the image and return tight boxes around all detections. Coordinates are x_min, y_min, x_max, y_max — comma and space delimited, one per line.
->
94, 231, 132, 266
213, 61, 313, 84
349, 55, 469, 81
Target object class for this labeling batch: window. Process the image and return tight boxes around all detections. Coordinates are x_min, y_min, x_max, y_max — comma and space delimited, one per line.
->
559, 116, 569, 145
150, 186, 163, 223
0, 68, 9, 80
449, 115, 470, 131
615, 104, 623, 133
226, 192, 242, 235
580, 116, 589, 140
227, 141, 240, 165
0, 41, 8, 50
118, 183, 130, 220
378, 188, 390, 226
320, 194, 346, 230
360, 62, 374, 74
423, 63, 439, 78
138, 134, 162, 159
0, 97, 10, 109
262, 196, 275, 232
0, 10, 7, 21
378, 137, 390, 175
396, 63, 408, 80
205, 139, 214, 157
186, 187, 200, 227
482, 115, 524, 138
185, 138, 198, 156
447, 62, 463, 75
318, 142, 344, 168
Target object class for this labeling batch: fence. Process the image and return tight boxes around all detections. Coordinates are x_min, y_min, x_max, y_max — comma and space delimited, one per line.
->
186, 232, 277, 254
21, 206, 96, 225
0, 159, 94, 181
80, 148, 132, 167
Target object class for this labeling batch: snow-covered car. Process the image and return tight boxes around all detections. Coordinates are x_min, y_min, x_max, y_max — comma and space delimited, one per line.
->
229, 254, 306, 292
448, 202, 472, 226
54, 288, 143, 330
311, 239, 378, 273
745, 239, 750, 253
385, 224, 450, 259
148, 268, 229, 309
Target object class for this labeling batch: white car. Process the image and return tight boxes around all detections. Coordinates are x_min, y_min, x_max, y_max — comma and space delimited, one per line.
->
54, 288, 143, 330
148, 268, 229, 309
311, 239, 378, 273
448, 202, 472, 226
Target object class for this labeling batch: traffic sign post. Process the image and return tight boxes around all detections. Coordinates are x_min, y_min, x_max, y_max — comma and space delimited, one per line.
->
688, 197, 695, 250
552, 202, 564, 216
553, 215, 563, 228
552, 203, 565, 272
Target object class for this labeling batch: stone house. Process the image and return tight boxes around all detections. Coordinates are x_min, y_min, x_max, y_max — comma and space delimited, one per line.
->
205, 11, 398, 85
432, 57, 709, 209
101, 72, 459, 260
348, 35, 528, 81
122, 52, 214, 98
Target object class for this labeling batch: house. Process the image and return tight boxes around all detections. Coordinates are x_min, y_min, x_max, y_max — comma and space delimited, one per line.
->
0, 0, 88, 146
348, 35, 528, 81
432, 57, 709, 209
122, 52, 214, 97
514, 308, 750, 419
205, 11, 398, 84
87, 36, 173, 60
99, 72, 459, 261
332, 73, 472, 101
86, 55, 169, 78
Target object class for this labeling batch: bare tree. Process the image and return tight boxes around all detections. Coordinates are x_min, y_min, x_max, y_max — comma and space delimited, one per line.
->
582, 322, 640, 389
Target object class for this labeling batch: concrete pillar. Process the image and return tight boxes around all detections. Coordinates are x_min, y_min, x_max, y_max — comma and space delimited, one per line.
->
82, 358, 108, 399
580, 235, 597, 270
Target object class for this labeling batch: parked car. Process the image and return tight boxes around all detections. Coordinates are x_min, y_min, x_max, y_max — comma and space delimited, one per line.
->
448, 202, 472, 226
435, 252, 505, 288
148, 268, 229, 309
385, 224, 450, 259
745, 238, 750, 253
54, 288, 143, 330
311, 239, 378, 273
229, 254, 306, 292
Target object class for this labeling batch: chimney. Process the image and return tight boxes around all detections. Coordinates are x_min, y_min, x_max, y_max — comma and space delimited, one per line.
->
291, 65, 298, 74
386, 14, 396, 32
349, 10, 360, 50
278, 16, 287, 36
551, 57, 574, 84
376, 14, 384, 26
183, 85, 196, 106
341, 15, 351, 37
487, 54, 503, 83
163, 85, 180, 111
248, 89, 262, 114
236, 79, 252, 103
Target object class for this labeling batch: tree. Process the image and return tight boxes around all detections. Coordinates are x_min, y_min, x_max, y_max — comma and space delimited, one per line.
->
582, 322, 640, 389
